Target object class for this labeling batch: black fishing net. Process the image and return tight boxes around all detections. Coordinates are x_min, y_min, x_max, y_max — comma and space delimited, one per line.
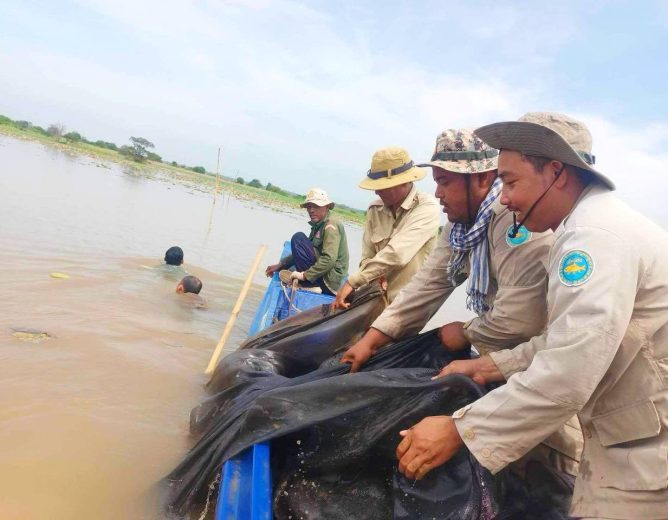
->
206, 284, 386, 394
164, 286, 573, 519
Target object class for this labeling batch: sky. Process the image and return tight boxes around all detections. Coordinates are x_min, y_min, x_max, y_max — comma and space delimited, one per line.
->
1, 0, 667, 223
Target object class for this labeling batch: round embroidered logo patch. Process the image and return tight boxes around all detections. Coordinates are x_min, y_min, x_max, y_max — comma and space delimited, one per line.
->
506, 224, 532, 247
559, 250, 594, 286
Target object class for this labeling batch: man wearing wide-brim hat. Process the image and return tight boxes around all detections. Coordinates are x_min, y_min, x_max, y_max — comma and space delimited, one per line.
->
343, 128, 581, 505
401, 112, 668, 519
331, 146, 440, 309
265, 187, 349, 295
343, 129, 554, 370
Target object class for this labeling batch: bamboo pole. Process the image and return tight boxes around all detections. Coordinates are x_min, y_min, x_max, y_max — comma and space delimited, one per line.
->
204, 244, 267, 375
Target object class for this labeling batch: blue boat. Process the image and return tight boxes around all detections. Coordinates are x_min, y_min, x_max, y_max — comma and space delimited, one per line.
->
215, 242, 335, 520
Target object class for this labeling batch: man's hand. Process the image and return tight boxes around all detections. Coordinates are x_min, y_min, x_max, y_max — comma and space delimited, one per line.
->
265, 263, 281, 277
438, 321, 471, 351
290, 271, 305, 281
332, 281, 354, 310
433, 356, 505, 385
396, 415, 463, 480
340, 328, 391, 373
340, 340, 375, 373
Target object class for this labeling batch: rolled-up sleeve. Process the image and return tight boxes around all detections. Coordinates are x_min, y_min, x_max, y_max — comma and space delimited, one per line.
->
455, 227, 637, 473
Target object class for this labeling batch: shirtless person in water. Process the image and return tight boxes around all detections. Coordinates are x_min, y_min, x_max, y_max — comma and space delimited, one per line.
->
176, 275, 207, 308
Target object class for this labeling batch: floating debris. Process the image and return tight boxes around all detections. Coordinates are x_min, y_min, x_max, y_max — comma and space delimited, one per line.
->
50, 272, 70, 279
11, 328, 52, 343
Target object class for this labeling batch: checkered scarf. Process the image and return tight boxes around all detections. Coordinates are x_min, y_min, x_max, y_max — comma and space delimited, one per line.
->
448, 178, 502, 315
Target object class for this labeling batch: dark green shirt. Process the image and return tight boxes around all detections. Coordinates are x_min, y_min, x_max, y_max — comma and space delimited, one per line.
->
283, 213, 349, 292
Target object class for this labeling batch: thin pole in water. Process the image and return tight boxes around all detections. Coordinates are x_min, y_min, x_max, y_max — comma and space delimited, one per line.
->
214, 146, 221, 200
204, 244, 267, 376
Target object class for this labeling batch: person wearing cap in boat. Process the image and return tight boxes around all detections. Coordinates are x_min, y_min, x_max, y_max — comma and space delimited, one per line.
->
331, 147, 440, 309
399, 112, 668, 519
265, 188, 349, 295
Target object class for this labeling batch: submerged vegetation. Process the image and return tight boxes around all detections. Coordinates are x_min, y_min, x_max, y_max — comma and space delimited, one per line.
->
0, 113, 365, 224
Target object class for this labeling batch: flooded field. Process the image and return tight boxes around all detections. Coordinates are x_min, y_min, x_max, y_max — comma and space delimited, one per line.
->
0, 136, 469, 519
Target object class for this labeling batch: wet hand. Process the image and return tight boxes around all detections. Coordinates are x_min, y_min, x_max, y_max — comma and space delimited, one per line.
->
340, 341, 374, 373
432, 357, 501, 385
396, 416, 463, 480
438, 322, 470, 351
332, 282, 354, 310
265, 263, 281, 277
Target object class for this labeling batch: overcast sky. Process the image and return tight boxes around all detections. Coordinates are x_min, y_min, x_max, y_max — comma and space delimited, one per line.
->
1, 0, 666, 224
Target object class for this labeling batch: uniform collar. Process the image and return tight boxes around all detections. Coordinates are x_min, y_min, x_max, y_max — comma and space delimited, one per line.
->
555, 181, 610, 235
400, 183, 418, 210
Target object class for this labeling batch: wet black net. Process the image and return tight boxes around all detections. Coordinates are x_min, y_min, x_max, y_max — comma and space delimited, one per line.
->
164, 287, 573, 519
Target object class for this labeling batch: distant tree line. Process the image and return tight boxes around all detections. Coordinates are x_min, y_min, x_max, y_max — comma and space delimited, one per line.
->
0, 112, 365, 214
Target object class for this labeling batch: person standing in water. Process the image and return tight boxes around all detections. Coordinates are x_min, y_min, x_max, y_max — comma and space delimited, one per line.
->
265, 188, 349, 295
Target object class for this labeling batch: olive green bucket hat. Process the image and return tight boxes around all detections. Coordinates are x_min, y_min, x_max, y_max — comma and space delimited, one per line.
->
418, 128, 498, 174
359, 146, 426, 190
474, 112, 615, 190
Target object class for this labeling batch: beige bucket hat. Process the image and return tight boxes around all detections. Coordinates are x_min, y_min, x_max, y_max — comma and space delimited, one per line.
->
418, 128, 498, 174
474, 112, 614, 190
359, 146, 426, 190
300, 187, 335, 208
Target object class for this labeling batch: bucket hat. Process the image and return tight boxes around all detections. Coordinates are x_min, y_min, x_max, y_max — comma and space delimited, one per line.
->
359, 146, 426, 190
418, 129, 498, 174
300, 187, 335, 208
474, 112, 614, 189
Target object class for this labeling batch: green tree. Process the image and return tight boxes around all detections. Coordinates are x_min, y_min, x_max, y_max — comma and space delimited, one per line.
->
128, 136, 154, 162
15, 120, 32, 129
192, 166, 206, 174
265, 182, 283, 194
64, 131, 83, 142
248, 178, 263, 188
47, 124, 65, 137
235, 176, 245, 185
93, 140, 118, 151
147, 151, 162, 162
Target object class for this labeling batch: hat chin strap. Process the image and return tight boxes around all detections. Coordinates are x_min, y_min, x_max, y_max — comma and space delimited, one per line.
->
508, 165, 564, 238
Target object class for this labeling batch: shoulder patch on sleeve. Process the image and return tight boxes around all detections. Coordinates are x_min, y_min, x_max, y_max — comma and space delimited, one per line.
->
558, 249, 594, 286
325, 224, 336, 231
505, 224, 532, 247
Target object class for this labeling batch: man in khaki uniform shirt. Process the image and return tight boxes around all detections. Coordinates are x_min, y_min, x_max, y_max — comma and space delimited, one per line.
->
399, 113, 668, 519
342, 129, 554, 369
332, 147, 440, 308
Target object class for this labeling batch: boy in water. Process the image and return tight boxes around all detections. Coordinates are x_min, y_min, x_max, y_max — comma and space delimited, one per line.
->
176, 275, 206, 308
176, 275, 202, 294
159, 246, 187, 281
165, 246, 184, 266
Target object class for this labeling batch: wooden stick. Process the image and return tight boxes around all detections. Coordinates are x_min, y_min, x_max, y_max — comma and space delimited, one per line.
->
204, 244, 267, 375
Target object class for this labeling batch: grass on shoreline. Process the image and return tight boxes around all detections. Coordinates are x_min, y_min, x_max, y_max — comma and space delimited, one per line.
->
0, 121, 366, 225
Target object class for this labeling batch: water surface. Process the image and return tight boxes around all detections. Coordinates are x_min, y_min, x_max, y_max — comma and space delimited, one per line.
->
0, 136, 468, 519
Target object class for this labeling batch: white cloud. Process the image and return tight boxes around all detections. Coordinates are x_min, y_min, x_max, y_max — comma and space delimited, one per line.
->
0, 0, 665, 224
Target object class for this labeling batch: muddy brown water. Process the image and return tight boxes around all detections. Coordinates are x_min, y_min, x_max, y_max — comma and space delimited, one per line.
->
0, 136, 470, 519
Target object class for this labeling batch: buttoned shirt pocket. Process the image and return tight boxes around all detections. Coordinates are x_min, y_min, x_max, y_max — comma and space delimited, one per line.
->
369, 228, 391, 253
591, 399, 668, 490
